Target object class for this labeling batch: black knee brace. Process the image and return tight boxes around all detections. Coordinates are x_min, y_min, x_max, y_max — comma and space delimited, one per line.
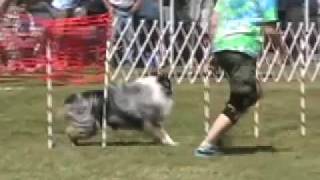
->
222, 103, 241, 124
223, 82, 261, 123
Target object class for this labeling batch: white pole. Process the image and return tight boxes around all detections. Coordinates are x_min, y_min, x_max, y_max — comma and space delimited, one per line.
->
169, 0, 175, 67
208, 0, 214, 28
305, 0, 310, 32
159, 0, 164, 32
253, 101, 260, 138
299, 0, 309, 136
254, 62, 260, 138
304, 0, 310, 64
203, 62, 211, 134
299, 69, 307, 136
102, 40, 111, 148
159, 0, 165, 70
46, 41, 54, 149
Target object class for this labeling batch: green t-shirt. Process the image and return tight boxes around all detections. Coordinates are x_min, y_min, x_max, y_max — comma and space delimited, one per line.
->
213, 0, 278, 58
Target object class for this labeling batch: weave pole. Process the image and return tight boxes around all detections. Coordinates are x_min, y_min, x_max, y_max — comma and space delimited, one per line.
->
253, 101, 260, 138
299, 69, 306, 136
46, 41, 54, 149
102, 40, 112, 148
203, 62, 211, 134
169, 0, 175, 66
253, 65, 260, 138
300, 0, 309, 137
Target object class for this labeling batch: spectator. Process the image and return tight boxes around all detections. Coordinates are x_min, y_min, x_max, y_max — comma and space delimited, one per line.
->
0, 0, 10, 17
135, 0, 161, 68
102, 0, 143, 65
84, 0, 108, 16
30, 0, 86, 18
279, 0, 319, 27
136, 0, 159, 20
51, 0, 85, 17
103, 0, 143, 29
277, 0, 319, 62
103, 0, 143, 14
0, 0, 11, 65
194, 0, 279, 157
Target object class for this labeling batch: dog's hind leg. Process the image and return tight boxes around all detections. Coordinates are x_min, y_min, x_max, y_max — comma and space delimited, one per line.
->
65, 125, 97, 146
65, 126, 82, 146
143, 122, 178, 146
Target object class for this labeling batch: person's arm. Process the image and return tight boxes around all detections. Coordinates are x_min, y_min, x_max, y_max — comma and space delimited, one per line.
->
264, 23, 288, 59
0, 0, 11, 17
264, 23, 281, 46
130, 0, 143, 13
209, 10, 218, 40
261, 0, 288, 57
102, 0, 115, 15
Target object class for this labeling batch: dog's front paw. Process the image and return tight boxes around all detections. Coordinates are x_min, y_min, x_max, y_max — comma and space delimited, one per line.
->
168, 141, 179, 146
162, 140, 179, 146
70, 139, 79, 146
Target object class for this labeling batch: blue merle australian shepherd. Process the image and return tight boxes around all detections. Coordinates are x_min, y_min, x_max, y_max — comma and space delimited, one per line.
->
64, 74, 177, 146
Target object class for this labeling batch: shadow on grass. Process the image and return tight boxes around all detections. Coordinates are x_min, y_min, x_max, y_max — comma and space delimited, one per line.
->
221, 145, 277, 155
75, 140, 158, 147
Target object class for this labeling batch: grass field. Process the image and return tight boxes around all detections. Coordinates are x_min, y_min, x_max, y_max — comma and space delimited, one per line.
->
0, 80, 320, 180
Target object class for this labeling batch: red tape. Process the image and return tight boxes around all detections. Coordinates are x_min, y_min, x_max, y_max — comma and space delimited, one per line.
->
1, 12, 112, 84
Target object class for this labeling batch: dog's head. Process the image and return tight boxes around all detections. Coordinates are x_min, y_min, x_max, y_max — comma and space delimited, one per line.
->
156, 74, 173, 97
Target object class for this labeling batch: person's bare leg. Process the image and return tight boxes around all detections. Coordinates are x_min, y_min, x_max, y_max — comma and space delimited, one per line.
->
199, 113, 235, 147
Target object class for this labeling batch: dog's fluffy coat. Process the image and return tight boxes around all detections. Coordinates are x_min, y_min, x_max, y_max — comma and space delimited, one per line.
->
64, 75, 177, 146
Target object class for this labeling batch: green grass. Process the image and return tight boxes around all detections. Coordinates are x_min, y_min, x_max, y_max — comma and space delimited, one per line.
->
0, 81, 320, 180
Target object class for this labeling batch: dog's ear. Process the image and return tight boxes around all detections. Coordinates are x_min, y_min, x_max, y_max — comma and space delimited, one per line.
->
157, 74, 172, 96
157, 69, 170, 78
157, 73, 171, 87
154, 67, 170, 78
157, 73, 169, 82
64, 93, 78, 104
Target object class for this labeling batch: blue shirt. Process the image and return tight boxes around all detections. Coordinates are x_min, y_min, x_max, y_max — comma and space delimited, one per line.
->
52, 0, 80, 10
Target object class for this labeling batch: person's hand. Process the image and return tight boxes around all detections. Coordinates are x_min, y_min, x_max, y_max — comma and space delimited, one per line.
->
264, 25, 289, 64
108, 6, 115, 15
129, 5, 139, 13
279, 42, 290, 64
209, 11, 219, 40
102, 0, 115, 15
0, 0, 11, 16
130, 0, 143, 13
